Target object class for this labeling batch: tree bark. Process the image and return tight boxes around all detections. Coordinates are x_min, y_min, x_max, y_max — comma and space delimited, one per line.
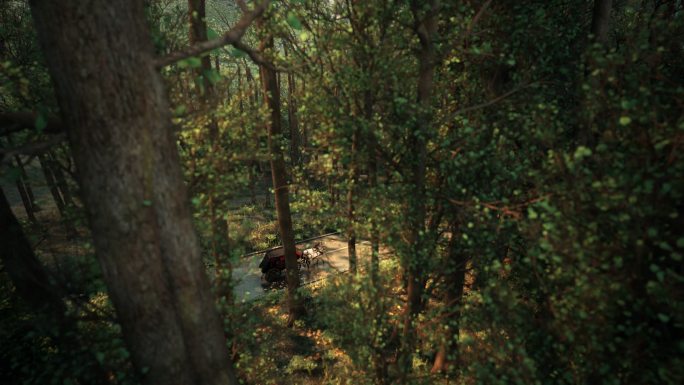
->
259, 35, 305, 325
347, 127, 358, 274
364, 89, 380, 280
591, 0, 612, 45
399, 0, 439, 379
0, 186, 64, 315
237, 63, 245, 114
39, 153, 77, 237
431, 225, 467, 374
2, 138, 40, 224
284, 45, 300, 166
188, 0, 213, 93
15, 172, 38, 225
48, 151, 76, 209
1, 186, 112, 385
28, 1, 238, 385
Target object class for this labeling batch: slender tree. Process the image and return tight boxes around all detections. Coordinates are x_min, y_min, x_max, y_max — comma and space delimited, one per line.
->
431, 223, 468, 373
259, 32, 305, 325
398, 0, 439, 378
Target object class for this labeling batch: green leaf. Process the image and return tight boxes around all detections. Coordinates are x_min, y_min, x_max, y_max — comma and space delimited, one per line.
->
573, 145, 592, 160
287, 12, 303, 30
619, 116, 632, 126
207, 27, 219, 40
677, 238, 684, 248
228, 48, 246, 58
178, 57, 202, 69
35, 113, 47, 131
142, 200, 152, 207
187, 57, 202, 68
654, 139, 671, 151
173, 105, 187, 117
204, 68, 221, 85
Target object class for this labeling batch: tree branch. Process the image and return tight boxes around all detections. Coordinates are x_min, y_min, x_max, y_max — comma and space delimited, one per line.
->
437, 82, 534, 125
154, 0, 271, 69
0, 133, 67, 165
0, 111, 64, 136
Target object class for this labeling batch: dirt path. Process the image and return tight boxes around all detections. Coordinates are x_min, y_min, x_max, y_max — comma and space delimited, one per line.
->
231, 234, 379, 302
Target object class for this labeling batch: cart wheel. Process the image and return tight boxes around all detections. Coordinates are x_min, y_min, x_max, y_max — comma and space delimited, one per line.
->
265, 268, 280, 283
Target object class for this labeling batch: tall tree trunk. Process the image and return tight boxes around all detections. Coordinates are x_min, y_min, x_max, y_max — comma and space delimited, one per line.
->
28, 2, 238, 385
15, 172, 38, 225
237, 63, 245, 114
399, 0, 439, 379
188, 0, 213, 95
259, 35, 305, 325
188, 0, 227, 300
48, 151, 75, 209
591, 0, 612, 45
431, 224, 467, 374
238, 64, 257, 205
39, 153, 66, 214
364, 89, 380, 280
47, 151, 78, 238
3, 138, 40, 224
39, 153, 77, 237
301, 79, 308, 151
347, 126, 358, 274
284, 45, 300, 166
246, 63, 264, 204
582, 0, 613, 146
18, 156, 38, 208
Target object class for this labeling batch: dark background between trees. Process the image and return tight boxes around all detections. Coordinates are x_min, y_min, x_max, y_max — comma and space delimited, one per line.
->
1, 0, 682, 384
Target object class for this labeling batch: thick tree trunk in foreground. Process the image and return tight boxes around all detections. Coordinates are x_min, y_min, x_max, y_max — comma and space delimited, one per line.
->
259, 36, 305, 325
28, 2, 238, 385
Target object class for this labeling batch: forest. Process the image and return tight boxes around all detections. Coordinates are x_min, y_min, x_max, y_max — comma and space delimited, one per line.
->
0, 0, 683, 384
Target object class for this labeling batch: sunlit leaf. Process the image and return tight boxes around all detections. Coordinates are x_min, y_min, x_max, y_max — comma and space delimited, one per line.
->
204, 68, 221, 85
287, 12, 302, 30
207, 27, 219, 40
228, 48, 246, 58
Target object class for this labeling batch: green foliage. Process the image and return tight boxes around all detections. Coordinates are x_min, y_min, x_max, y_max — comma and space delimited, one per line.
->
2, 0, 683, 384
313, 261, 401, 383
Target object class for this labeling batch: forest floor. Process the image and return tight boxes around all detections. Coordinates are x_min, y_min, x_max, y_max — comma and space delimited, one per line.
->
8, 173, 457, 384
22, 212, 387, 384
21, 211, 463, 384
230, 233, 376, 301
